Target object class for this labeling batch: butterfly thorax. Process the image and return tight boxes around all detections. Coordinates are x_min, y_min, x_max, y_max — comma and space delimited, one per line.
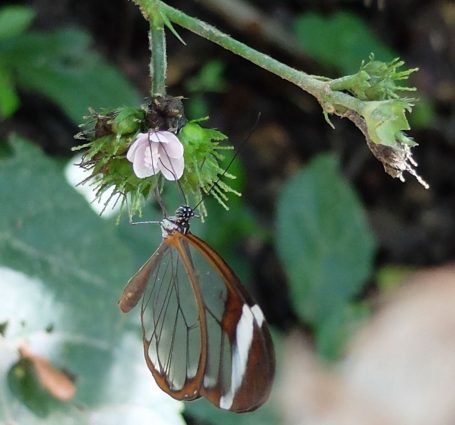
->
160, 205, 195, 238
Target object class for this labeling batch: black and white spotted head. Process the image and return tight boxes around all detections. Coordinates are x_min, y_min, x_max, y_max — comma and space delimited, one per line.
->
160, 205, 195, 237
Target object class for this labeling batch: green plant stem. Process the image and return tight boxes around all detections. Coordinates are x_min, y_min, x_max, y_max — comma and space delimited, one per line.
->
132, 0, 367, 116
153, 0, 365, 115
149, 23, 167, 95
144, 0, 167, 95
330, 71, 369, 91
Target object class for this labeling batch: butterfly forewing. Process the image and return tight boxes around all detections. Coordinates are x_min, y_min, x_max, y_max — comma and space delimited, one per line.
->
140, 241, 205, 399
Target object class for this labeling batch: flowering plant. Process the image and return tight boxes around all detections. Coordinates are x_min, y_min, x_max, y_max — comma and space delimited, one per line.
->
73, 0, 427, 220
73, 95, 239, 218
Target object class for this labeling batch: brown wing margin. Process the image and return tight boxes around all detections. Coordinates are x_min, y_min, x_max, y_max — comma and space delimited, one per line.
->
118, 243, 169, 313
180, 233, 275, 412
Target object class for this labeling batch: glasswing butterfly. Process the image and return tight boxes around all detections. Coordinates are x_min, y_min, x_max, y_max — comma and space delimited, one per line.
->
119, 121, 274, 412
118, 205, 275, 412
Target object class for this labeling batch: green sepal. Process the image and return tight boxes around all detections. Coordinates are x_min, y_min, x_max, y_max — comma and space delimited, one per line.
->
362, 99, 414, 147
179, 121, 240, 217
111, 107, 145, 135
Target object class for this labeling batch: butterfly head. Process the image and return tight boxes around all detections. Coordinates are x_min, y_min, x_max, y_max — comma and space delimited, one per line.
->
161, 205, 195, 237
175, 205, 195, 221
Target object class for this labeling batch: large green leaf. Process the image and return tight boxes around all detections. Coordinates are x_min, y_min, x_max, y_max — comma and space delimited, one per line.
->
276, 154, 376, 326
0, 27, 141, 123
0, 136, 184, 424
293, 11, 395, 74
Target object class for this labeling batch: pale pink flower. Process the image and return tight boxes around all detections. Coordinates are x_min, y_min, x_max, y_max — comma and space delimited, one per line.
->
127, 131, 184, 180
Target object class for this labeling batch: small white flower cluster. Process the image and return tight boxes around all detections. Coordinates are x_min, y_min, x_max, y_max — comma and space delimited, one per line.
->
127, 131, 184, 180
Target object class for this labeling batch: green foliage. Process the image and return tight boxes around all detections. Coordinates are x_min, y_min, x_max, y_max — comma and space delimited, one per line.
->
185, 94, 210, 120
0, 136, 184, 424
0, 65, 19, 117
276, 154, 376, 353
0, 5, 35, 117
0, 5, 35, 39
331, 57, 418, 102
292, 12, 424, 174
317, 52, 425, 184
293, 11, 395, 74
0, 137, 133, 310
159, 8, 186, 45
111, 107, 146, 135
355, 57, 417, 100
409, 95, 436, 129
328, 56, 420, 153
185, 60, 227, 120
0, 5, 140, 121
186, 60, 227, 93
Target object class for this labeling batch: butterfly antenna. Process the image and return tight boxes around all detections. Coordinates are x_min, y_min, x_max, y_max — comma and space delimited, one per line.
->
193, 113, 261, 210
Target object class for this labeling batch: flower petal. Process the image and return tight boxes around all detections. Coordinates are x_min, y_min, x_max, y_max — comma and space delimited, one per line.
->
126, 133, 148, 162
158, 153, 185, 181
152, 131, 184, 158
132, 144, 159, 178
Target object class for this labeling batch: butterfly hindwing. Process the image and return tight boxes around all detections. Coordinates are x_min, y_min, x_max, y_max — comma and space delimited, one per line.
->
182, 233, 274, 412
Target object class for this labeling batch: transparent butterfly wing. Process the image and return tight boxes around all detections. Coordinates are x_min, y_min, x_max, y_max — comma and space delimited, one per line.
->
124, 232, 274, 411
182, 233, 275, 412
139, 242, 204, 400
